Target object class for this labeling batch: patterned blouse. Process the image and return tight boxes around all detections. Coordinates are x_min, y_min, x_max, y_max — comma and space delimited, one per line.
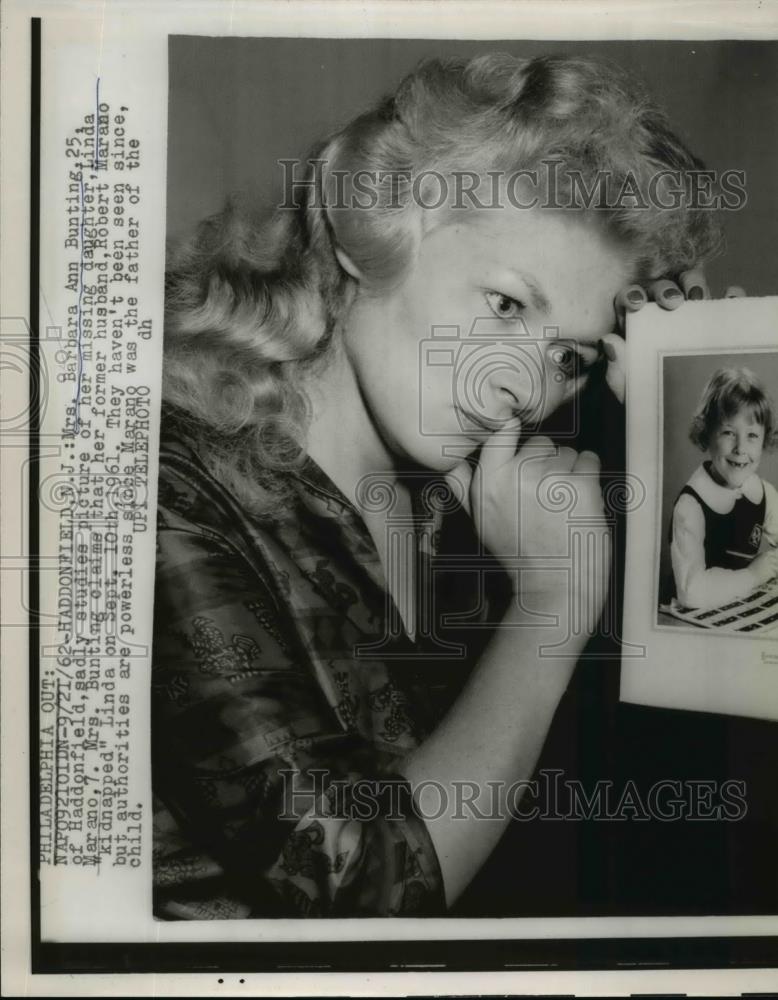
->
152, 413, 507, 919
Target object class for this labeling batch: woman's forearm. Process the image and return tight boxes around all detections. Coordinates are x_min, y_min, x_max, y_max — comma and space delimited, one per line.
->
397, 601, 585, 907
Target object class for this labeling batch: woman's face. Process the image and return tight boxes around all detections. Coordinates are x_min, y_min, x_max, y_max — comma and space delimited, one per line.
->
707, 408, 765, 490
343, 205, 634, 472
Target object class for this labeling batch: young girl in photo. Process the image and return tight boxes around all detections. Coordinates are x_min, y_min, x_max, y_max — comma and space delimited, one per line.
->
670, 367, 778, 610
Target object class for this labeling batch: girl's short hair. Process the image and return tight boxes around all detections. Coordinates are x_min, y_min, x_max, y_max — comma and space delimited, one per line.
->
164, 52, 724, 514
689, 367, 778, 451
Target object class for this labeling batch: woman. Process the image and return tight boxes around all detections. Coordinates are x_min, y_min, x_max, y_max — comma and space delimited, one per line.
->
153, 53, 728, 918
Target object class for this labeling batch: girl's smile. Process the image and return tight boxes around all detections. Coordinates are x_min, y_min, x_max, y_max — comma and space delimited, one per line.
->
707, 408, 766, 490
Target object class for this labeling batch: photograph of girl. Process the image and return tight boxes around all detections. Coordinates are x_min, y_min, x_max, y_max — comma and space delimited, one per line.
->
151, 39, 757, 920
660, 360, 778, 630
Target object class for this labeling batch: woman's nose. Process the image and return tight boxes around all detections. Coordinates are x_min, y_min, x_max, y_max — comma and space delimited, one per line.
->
486, 374, 537, 420
484, 355, 545, 419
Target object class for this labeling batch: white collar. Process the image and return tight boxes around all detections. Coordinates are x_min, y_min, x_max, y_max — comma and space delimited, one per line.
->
687, 463, 764, 514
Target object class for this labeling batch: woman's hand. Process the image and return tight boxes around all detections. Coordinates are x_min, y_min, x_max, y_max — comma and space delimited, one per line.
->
602, 267, 747, 405
450, 419, 611, 635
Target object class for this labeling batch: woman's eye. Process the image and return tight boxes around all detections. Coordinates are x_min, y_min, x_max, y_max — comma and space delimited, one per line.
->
549, 345, 583, 380
485, 291, 524, 320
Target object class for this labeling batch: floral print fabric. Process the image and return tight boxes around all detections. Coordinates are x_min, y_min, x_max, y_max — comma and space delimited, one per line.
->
152, 416, 503, 918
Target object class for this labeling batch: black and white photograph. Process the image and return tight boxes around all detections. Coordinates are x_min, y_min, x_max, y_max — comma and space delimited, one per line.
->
658, 352, 778, 633
3, 1, 778, 995
153, 32, 778, 927
622, 299, 778, 722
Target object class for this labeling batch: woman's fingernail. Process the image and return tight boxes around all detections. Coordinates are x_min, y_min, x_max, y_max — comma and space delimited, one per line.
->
602, 340, 617, 362
664, 286, 683, 300
627, 289, 645, 305
688, 286, 704, 300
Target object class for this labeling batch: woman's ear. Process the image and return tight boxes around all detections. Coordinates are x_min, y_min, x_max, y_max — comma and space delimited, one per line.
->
333, 244, 363, 281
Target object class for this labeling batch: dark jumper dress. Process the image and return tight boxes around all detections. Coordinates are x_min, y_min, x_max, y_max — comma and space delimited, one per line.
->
666, 465, 765, 603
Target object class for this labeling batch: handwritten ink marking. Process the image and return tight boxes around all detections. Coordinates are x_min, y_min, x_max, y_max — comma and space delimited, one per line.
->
93, 77, 101, 171
69, 76, 103, 433
52, 679, 61, 865
71, 174, 87, 432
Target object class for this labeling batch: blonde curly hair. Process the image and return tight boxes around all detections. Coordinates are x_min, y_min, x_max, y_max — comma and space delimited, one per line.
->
163, 52, 723, 515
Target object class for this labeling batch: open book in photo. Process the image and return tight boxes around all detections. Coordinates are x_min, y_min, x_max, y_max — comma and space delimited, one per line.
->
659, 577, 778, 634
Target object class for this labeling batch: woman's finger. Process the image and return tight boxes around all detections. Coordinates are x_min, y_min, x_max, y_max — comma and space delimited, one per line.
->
724, 285, 747, 298
677, 268, 708, 301
444, 459, 475, 516
520, 434, 556, 455
600, 333, 626, 404
613, 284, 647, 333
549, 445, 579, 473
478, 416, 523, 476
515, 434, 558, 471
648, 278, 685, 309
572, 449, 602, 476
